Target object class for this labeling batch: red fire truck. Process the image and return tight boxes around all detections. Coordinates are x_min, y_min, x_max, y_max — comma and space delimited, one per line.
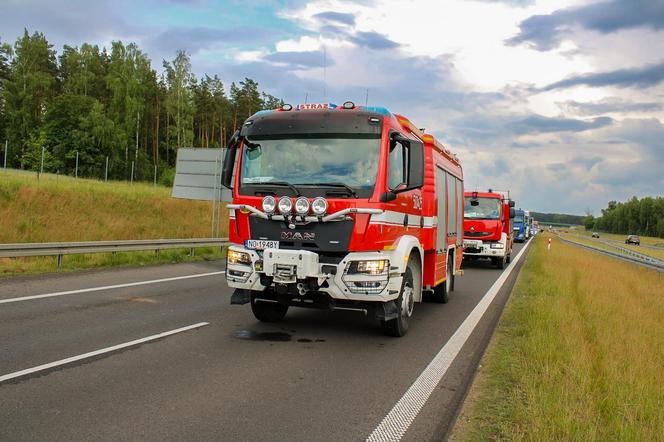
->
221, 102, 464, 336
462, 190, 515, 269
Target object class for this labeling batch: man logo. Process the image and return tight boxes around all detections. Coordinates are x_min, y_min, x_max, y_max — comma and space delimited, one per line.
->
281, 231, 315, 241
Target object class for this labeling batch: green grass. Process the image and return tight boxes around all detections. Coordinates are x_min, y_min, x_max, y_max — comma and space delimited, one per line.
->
452, 234, 664, 441
0, 169, 227, 276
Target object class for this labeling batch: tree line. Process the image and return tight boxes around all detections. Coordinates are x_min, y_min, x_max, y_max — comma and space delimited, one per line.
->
530, 212, 585, 226
584, 196, 664, 238
0, 30, 283, 183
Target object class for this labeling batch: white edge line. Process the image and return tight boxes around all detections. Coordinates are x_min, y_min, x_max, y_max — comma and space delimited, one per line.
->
0, 271, 226, 305
366, 240, 532, 442
0, 322, 210, 384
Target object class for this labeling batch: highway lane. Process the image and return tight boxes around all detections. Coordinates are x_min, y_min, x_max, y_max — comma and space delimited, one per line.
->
0, 242, 527, 441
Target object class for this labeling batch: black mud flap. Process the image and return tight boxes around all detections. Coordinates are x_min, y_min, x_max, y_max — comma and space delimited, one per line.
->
231, 289, 251, 305
375, 301, 399, 321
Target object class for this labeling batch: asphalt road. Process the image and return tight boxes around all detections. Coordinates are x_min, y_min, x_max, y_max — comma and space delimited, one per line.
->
0, 242, 527, 441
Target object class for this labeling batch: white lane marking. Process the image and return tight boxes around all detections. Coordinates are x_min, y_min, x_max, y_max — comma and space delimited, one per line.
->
0, 271, 226, 305
366, 241, 532, 442
0, 322, 210, 384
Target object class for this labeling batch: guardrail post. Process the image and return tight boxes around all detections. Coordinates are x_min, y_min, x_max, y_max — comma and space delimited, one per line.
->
190, 248, 195, 257
57, 254, 63, 271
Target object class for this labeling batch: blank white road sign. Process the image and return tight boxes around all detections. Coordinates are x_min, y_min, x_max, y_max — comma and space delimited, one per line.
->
171, 148, 232, 202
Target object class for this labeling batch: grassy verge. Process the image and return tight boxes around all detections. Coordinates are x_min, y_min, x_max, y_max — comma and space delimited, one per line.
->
0, 169, 227, 276
577, 229, 664, 248
451, 234, 664, 441
561, 232, 664, 261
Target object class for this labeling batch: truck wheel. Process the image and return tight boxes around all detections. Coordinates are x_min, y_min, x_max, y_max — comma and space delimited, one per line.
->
432, 257, 452, 303
506, 253, 511, 264
251, 293, 288, 322
496, 255, 507, 269
381, 262, 416, 337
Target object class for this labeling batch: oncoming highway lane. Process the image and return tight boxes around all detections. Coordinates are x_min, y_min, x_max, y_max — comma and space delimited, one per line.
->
0, 242, 529, 441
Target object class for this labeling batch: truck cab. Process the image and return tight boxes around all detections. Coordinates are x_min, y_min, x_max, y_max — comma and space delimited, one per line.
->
513, 209, 526, 242
221, 102, 464, 336
462, 191, 515, 269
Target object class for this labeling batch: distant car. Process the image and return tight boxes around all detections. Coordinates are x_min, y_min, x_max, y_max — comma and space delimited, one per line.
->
625, 235, 640, 245
591, 232, 600, 238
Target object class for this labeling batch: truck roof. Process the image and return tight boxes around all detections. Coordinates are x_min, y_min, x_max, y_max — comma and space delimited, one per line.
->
244, 103, 460, 166
464, 191, 505, 199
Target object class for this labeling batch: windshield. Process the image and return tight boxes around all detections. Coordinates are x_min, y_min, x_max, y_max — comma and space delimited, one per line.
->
514, 215, 524, 223
464, 197, 502, 220
240, 135, 381, 198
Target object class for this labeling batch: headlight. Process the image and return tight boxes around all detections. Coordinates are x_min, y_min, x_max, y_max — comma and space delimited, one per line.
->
490, 243, 504, 249
311, 197, 328, 216
227, 249, 251, 265
262, 196, 276, 214
278, 197, 293, 215
295, 197, 310, 215
348, 259, 389, 275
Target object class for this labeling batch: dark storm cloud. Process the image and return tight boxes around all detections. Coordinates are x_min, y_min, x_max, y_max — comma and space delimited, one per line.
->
263, 50, 329, 69
149, 26, 277, 53
540, 61, 664, 91
559, 98, 663, 115
452, 114, 614, 144
0, 0, 138, 46
509, 115, 614, 134
508, 0, 664, 51
349, 31, 400, 50
474, 0, 535, 6
313, 11, 356, 26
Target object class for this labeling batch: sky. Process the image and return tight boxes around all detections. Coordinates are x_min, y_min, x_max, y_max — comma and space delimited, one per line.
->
2, 0, 663, 214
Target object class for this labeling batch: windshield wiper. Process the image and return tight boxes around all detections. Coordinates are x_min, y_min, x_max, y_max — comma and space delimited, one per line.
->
296, 182, 358, 198
253, 181, 301, 196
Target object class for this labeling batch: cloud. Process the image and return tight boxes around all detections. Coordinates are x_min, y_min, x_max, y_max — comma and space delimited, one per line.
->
150, 26, 277, 53
263, 50, 328, 69
507, 0, 664, 51
313, 11, 355, 26
349, 31, 399, 50
472, 0, 535, 6
509, 115, 614, 134
540, 61, 664, 91
558, 98, 663, 115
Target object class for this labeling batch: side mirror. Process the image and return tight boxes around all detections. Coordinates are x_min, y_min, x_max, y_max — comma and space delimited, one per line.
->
470, 199, 479, 206
380, 191, 397, 202
509, 208, 516, 219
221, 130, 240, 189
406, 139, 424, 190
509, 200, 515, 208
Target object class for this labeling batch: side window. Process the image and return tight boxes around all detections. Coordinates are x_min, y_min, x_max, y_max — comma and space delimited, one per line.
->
388, 139, 408, 190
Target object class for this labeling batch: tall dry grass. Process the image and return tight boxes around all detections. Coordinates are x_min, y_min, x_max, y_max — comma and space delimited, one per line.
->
0, 170, 227, 275
453, 234, 664, 441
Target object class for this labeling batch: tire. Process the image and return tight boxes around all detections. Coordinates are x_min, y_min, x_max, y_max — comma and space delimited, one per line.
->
432, 257, 452, 303
506, 253, 511, 264
496, 255, 507, 269
381, 261, 417, 337
250, 293, 288, 322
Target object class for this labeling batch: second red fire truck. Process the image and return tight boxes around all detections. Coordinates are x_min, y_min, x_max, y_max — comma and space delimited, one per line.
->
462, 190, 515, 269
221, 101, 464, 336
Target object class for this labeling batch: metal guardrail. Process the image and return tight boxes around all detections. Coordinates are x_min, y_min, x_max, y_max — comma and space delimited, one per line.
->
0, 238, 229, 269
556, 235, 664, 272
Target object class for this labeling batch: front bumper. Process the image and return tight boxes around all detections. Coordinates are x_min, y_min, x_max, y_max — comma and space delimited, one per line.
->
225, 245, 404, 302
462, 240, 507, 258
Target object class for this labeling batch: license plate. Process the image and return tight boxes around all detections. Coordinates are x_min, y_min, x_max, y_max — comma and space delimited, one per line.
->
245, 240, 279, 250
464, 240, 482, 248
